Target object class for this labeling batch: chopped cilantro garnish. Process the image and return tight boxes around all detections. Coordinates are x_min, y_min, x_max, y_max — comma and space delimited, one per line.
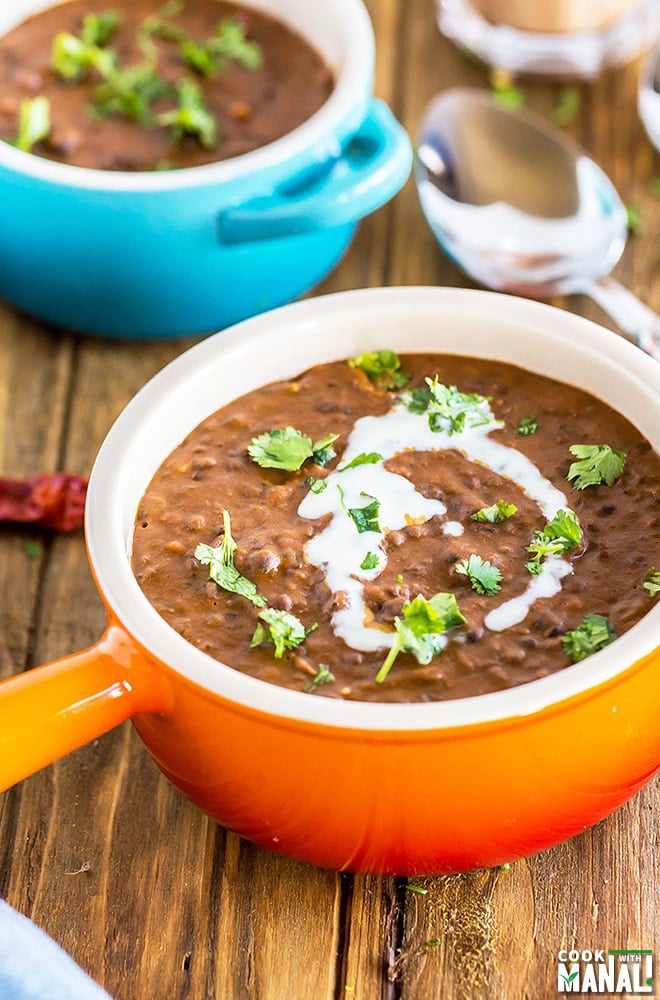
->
93, 61, 171, 124
142, 11, 261, 76
455, 554, 502, 595
643, 568, 660, 597
194, 509, 266, 607
490, 71, 525, 108
304, 663, 335, 692
51, 5, 261, 150
51, 31, 116, 81
138, 0, 186, 56
544, 508, 583, 547
13, 97, 51, 153
400, 386, 433, 414
562, 614, 617, 662
306, 477, 327, 495
515, 417, 538, 436
22, 539, 43, 559
360, 551, 380, 571
250, 608, 315, 658
525, 508, 582, 574
339, 452, 383, 472
339, 488, 381, 534
156, 77, 217, 147
552, 86, 580, 126
248, 427, 339, 472
375, 592, 466, 684
80, 10, 120, 47
200, 17, 262, 73
310, 433, 339, 468
566, 444, 626, 490
348, 350, 410, 390
626, 203, 642, 236
401, 378, 493, 435
471, 500, 517, 523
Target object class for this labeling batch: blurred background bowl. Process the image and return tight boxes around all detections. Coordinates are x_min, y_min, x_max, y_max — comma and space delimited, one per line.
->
0, 0, 412, 338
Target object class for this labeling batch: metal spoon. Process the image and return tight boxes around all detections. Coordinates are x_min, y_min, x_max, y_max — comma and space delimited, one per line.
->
415, 87, 660, 360
638, 44, 660, 152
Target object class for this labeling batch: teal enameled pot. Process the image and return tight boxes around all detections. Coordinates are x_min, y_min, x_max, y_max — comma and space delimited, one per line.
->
0, 0, 412, 338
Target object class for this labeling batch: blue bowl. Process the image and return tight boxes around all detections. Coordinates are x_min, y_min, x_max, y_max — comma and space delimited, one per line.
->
0, 0, 412, 338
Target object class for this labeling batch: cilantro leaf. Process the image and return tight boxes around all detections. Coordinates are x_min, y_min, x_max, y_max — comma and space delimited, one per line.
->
643, 568, 660, 597
250, 608, 315, 658
141, 11, 261, 76
455, 554, 502, 595
525, 509, 582, 574
249, 426, 313, 469
204, 17, 262, 71
567, 444, 626, 489
156, 77, 217, 146
305, 477, 327, 495
339, 489, 381, 533
81, 10, 120, 47
401, 378, 493, 435
178, 18, 262, 77
626, 203, 642, 236
194, 509, 266, 607
248, 427, 338, 472
13, 97, 51, 153
339, 452, 383, 472
491, 82, 525, 108
471, 500, 518, 524
562, 614, 617, 662
51, 31, 117, 80
543, 508, 583, 548
376, 593, 466, 683
92, 60, 170, 124
401, 386, 433, 414
360, 551, 380, 571
552, 86, 580, 126
349, 350, 410, 390
304, 663, 335, 693
311, 433, 339, 468
515, 416, 538, 436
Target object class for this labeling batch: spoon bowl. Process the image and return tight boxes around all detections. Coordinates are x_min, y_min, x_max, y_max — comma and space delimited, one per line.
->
639, 44, 660, 151
416, 88, 659, 358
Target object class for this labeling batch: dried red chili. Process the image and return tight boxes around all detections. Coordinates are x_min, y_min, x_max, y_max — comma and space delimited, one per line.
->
0, 473, 87, 532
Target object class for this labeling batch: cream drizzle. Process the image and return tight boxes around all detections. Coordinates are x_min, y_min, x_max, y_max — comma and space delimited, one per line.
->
297, 399, 570, 652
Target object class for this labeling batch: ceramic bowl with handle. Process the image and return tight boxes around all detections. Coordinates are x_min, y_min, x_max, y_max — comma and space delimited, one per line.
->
0, 0, 411, 338
0, 286, 659, 876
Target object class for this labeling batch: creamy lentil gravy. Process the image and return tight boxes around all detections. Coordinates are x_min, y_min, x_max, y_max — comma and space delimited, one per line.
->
132, 354, 660, 703
0, 1, 333, 170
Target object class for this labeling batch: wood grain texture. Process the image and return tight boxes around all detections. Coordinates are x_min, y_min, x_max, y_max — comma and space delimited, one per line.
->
0, 0, 658, 997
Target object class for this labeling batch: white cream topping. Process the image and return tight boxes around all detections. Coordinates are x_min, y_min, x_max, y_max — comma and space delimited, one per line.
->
484, 556, 572, 631
297, 398, 571, 653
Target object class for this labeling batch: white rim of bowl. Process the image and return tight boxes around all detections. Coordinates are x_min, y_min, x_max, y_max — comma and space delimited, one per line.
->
0, 0, 374, 191
86, 286, 660, 731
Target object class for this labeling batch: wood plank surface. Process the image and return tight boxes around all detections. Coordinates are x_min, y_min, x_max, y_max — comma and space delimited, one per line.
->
0, 0, 658, 998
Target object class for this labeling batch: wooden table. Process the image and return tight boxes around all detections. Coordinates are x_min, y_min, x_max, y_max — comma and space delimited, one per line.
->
1, 2, 658, 997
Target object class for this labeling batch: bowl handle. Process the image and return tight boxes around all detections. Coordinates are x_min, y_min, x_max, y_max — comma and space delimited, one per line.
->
216, 99, 412, 244
0, 623, 172, 791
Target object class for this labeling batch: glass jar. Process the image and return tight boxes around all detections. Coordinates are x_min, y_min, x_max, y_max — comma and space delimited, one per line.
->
437, 0, 659, 78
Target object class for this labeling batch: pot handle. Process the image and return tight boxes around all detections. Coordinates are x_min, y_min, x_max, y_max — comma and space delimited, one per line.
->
0, 624, 172, 791
216, 98, 412, 245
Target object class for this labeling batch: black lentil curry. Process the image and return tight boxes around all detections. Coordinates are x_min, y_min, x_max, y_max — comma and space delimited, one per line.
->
131, 352, 660, 703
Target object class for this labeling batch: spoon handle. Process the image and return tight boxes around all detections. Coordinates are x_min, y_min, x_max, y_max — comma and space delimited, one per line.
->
583, 276, 660, 362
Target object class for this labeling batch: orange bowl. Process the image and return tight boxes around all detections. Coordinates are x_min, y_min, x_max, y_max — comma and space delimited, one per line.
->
0, 286, 658, 875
